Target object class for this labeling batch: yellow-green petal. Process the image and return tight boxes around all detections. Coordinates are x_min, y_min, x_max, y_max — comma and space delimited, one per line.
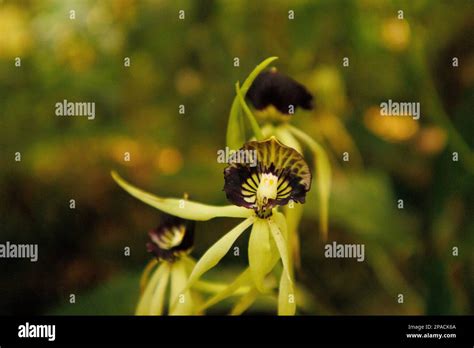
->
136, 262, 167, 315
269, 216, 296, 315
149, 263, 170, 315
278, 267, 296, 315
268, 218, 291, 277
274, 125, 303, 154
181, 255, 250, 295
139, 258, 159, 294
273, 210, 295, 277
169, 260, 194, 315
230, 287, 259, 315
283, 204, 303, 273
286, 124, 332, 241
248, 218, 273, 292
187, 217, 254, 288
112, 171, 252, 220
198, 268, 253, 311
193, 280, 250, 295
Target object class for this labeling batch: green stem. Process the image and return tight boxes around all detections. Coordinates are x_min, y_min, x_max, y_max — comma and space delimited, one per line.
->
236, 82, 264, 140
226, 57, 278, 149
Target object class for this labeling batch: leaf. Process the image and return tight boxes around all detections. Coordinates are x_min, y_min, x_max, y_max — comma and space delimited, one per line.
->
169, 259, 194, 315
226, 56, 279, 149
186, 217, 254, 288
111, 171, 252, 220
248, 218, 273, 292
235, 82, 264, 140
286, 124, 332, 241
230, 287, 259, 315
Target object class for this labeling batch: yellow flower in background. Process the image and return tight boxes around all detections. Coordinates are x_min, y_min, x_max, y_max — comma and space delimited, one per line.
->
415, 126, 447, 155
174, 68, 203, 96
381, 18, 411, 52
154, 147, 183, 175
55, 35, 96, 73
364, 106, 419, 142
0, 5, 32, 58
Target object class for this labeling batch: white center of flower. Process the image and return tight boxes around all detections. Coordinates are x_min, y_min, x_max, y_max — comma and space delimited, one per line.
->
256, 173, 279, 208
154, 225, 186, 250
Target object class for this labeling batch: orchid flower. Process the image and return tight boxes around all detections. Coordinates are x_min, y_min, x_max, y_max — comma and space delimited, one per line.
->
226, 57, 332, 271
112, 136, 312, 315
136, 214, 250, 315
136, 216, 196, 315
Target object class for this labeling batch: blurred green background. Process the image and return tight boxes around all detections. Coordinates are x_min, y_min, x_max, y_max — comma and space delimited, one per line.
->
0, 0, 473, 315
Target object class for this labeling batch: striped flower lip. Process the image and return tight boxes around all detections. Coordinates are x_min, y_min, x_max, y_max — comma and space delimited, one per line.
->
146, 217, 194, 262
224, 137, 312, 218
246, 69, 313, 115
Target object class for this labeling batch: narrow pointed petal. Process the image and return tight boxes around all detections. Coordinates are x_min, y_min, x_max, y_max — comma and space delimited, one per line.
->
268, 216, 296, 315
283, 204, 303, 273
272, 211, 288, 239
278, 267, 296, 315
169, 260, 194, 315
181, 255, 251, 295
136, 262, 167, 315
149, 263, 170, 315
194, 280, 250, 295
286, 124, 332, 241
248, 219, 273, 292
112, 171, 252, 220
187, 217, 254, 288
139, 258, 159, 294
230, 287, 259, 315
273, 210, 295, 276
268, 218, 291, 277
198, 268, 253, 311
